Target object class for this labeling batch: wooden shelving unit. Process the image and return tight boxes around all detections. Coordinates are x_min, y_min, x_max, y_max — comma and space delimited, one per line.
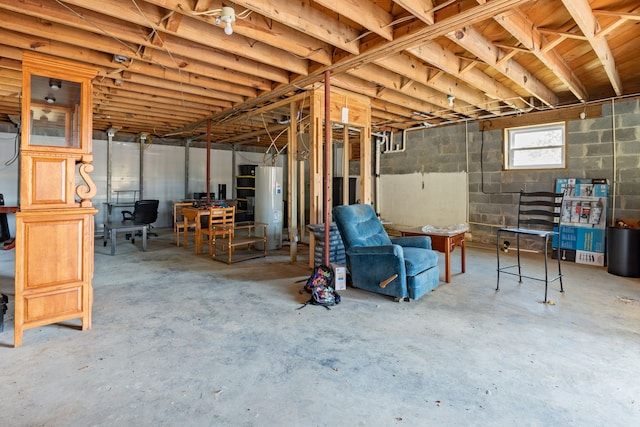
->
236, 164, 256, 222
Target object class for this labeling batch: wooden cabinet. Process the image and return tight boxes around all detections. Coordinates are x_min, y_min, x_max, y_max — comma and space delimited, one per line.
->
14, 53, 98, 347
14, 209, 96, 342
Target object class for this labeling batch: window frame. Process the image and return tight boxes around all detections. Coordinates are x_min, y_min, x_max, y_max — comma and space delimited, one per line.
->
503, 122, 567, 170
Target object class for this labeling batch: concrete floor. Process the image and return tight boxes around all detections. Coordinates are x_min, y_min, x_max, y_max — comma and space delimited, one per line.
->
0, 228, 639, 426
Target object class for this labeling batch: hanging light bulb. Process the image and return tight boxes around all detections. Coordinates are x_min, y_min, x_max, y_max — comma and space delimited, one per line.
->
224, 20, 233, 35
219, 6, 235, 35
447, 94, 455, 107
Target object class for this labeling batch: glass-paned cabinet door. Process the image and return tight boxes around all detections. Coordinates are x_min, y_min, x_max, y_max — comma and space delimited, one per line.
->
29, 75, 82, 149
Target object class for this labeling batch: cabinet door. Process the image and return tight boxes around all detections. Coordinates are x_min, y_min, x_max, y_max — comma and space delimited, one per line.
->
14, 210, 95, 347
20, 154, 78, 209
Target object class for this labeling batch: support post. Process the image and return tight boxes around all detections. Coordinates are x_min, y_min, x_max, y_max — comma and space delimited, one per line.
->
324, 70, 331, 266
206, 119, 211, 205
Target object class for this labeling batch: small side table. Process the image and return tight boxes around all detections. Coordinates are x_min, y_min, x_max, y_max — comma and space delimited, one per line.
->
103, 221, 147, 256
401, 227, 466, 283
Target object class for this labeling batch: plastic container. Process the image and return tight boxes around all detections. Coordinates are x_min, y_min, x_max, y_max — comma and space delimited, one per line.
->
607, 227, 640, 277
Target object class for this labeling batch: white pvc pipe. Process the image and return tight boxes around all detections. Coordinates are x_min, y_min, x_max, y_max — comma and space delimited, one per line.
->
611, 99, 617, 226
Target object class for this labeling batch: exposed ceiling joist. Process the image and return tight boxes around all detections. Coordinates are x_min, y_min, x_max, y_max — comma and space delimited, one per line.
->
561, 0, 622, 96
0, 0, 638, 145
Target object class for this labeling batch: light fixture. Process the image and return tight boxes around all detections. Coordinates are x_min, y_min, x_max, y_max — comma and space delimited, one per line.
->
447, 94, 455, 107
45, 96, 55, 104
216, 6, 236, 35
49, 79, 62, 90
113, 54, 128, 64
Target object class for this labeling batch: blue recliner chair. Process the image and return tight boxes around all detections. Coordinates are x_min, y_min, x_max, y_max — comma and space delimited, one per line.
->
332, 204, 440, 301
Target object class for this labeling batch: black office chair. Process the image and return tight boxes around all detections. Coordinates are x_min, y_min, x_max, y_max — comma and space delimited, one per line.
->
122, 199, 160, 240
496, 190, 566, 303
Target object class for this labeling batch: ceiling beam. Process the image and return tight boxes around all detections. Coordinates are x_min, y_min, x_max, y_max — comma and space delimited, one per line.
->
57, 0, 309, 75
337, 68, 468, 121
231, 0, 362, 54
114, 72, 246, 103
94, 78, 233, 109
0, 2, 289, 83
172, 0, 545, 134
446, 25, 558, 106
406, 41, 527, 111
492, 9, 589, 102
374, 53, 501, 115
313, 0, 394, 41
94, 92, 219, 117
593, 9, 640, 21
561, 0, 622, 96
146, 0, 334, 66
593, 5, 640, 39
393, 0, 435, 25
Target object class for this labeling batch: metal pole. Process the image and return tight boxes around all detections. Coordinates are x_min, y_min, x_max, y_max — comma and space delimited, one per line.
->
139, 134, 144, 200
106, 131, 113, 205
184, 139, 191, 199
324, 70, 331, 266
206, 119, 211, 205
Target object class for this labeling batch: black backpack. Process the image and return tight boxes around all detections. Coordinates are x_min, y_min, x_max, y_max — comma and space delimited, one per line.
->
298, 264, 341, 310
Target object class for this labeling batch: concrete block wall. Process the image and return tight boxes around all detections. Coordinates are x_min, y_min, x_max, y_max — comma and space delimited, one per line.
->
380, 125, 468, 175
378, 98, 640, 249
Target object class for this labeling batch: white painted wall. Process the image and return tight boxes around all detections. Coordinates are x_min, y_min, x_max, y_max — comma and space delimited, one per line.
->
0, 131, 283, 235
0, 131, 20, 238
379, 171, 467, 228
188, 146, 231, 199
2, 129, 468, 237
143, 144, 185, 228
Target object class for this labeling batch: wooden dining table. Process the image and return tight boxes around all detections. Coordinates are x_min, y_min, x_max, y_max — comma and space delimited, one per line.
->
182, 206, 209, 252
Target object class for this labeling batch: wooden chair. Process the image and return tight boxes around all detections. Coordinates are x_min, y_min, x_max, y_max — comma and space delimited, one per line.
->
173, 202, 195, 247
199, 206, 235, 256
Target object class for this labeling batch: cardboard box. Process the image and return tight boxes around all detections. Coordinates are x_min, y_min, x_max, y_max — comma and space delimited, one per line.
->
331, 263, 347, 290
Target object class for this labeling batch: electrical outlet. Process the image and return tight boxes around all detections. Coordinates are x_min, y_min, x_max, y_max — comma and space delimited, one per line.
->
341, 107, 349, 123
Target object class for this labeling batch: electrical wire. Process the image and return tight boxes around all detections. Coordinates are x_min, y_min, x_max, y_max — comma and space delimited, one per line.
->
136, 133, 153, 150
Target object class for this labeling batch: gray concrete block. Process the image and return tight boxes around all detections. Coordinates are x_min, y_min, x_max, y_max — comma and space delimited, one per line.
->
618, 183, 640, 196
617, 140, 640, 155
613, 127, 638, 142
586, 143, 614, 157
588, 117, 615, 131
569, 131, 600, 144
616, 155, 640, 171
608, 98, 639, 115
619, 112, 640, 128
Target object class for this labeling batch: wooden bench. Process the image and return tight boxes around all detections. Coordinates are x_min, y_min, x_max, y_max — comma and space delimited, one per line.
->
211, 222, 268, 264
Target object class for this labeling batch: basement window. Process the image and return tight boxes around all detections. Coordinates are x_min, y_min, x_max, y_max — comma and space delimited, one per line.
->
504, 122, 566, 170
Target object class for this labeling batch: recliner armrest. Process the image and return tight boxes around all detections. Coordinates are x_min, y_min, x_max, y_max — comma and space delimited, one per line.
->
348, 244, 403, 257
391, 236, 432, 250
